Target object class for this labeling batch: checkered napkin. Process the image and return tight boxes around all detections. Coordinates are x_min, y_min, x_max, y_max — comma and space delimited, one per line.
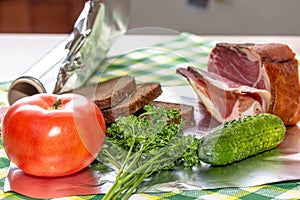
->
1, 32, 300, 199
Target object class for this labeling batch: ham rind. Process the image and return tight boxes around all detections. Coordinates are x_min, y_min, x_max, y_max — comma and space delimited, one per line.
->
207, 43, 300, 125
263, 59, 300, 125
177, 67, 271, 122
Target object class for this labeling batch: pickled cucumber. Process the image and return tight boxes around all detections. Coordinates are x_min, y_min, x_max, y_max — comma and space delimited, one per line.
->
198, 113, 286, 165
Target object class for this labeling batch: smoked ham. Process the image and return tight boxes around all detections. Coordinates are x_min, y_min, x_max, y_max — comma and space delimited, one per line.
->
177, 67, 271, 122
178, 43, 300, 125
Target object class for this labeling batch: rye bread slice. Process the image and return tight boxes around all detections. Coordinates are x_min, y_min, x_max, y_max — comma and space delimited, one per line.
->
64, 75, 136, 109
152, 101, 195, 128
102, 82, 162, 124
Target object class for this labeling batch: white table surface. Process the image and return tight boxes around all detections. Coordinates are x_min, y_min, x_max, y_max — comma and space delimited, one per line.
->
1, 33, 300, 83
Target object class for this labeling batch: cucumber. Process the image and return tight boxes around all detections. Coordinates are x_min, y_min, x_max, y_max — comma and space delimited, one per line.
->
198, 113, 286, 165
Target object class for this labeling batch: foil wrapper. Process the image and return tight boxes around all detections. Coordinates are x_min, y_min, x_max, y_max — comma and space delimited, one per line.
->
7, 0, 129, 105
53, 0, 129, 93
4, 86, 300, 198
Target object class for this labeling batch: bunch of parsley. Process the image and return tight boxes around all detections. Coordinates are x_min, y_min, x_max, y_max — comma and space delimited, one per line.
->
96, 105, 200, 200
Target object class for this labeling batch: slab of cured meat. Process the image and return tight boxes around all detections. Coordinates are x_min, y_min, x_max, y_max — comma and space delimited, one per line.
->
177, 43, 300, 125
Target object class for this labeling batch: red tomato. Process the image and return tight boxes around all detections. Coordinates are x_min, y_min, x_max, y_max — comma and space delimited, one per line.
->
2, 93, 106, 177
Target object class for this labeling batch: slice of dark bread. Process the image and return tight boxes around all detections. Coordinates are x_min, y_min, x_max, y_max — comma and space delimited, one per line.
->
63, 75, 136, 109
102, 82, 162, 124
152, 101, 195, 128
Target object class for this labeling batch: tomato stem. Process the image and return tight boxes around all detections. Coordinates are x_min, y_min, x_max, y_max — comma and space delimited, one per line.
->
52, 99, 62, 109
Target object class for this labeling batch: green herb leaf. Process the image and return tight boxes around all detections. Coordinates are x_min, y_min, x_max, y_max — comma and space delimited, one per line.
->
96, 104, 200, 200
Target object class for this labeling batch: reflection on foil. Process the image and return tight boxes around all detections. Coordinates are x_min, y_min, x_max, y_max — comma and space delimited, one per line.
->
4, 163, 112, 199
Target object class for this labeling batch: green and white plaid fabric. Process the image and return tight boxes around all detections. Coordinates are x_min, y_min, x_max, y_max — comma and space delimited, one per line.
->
1, 32, 300, 199
87, 32, 215, 86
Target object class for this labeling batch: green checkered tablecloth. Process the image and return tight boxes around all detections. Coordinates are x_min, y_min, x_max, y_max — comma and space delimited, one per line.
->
1, 32, 300, 199
88, 32, 214, 86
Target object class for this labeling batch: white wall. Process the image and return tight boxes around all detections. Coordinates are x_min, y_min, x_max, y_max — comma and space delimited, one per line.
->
128, 0, 300, 35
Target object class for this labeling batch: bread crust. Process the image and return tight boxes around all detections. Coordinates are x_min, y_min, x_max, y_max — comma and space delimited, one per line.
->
63, 75, 136, 109
102, 82, 162, 124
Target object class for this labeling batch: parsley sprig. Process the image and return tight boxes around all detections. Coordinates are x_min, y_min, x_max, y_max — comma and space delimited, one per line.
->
97, 105, 200, 200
